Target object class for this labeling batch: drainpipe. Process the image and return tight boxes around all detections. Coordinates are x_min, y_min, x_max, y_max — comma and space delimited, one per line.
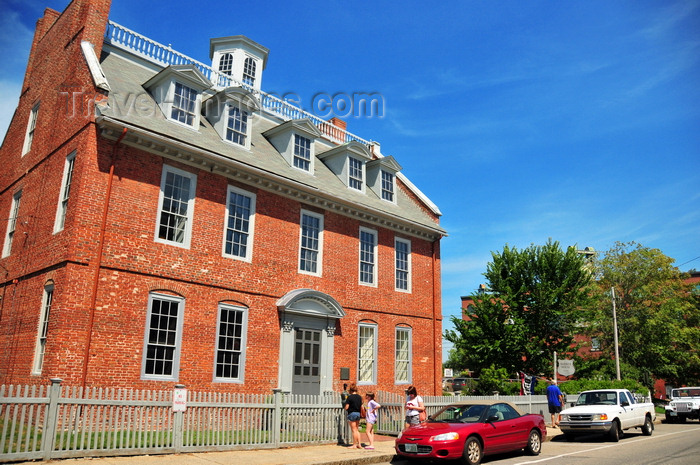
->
432, 238, 440, 396
80, 127, 127, 389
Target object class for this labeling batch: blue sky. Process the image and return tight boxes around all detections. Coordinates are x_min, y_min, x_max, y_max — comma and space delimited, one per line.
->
2, 1, 699, 360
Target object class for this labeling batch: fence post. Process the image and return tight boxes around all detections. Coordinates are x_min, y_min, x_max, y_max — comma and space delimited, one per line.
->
41, 378, 62, 461
172, 384, 186, 453
272, 389, 283, 447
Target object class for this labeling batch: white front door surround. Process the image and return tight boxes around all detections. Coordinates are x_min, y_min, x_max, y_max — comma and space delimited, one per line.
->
276, 289, 345, 394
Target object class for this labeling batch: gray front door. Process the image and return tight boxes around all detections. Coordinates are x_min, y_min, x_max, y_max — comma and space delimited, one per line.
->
292, 328, 321, 395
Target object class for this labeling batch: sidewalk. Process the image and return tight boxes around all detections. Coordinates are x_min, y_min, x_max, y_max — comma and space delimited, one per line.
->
38, 428, 562, 465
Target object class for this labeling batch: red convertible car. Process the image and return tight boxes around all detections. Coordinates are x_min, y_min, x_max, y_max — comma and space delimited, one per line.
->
395, 400, 546, 465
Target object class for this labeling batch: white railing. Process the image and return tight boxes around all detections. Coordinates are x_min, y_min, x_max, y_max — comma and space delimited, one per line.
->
103, 21, 370, 146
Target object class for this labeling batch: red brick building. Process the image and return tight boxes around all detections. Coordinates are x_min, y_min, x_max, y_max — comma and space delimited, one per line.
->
0, 0, 445, 396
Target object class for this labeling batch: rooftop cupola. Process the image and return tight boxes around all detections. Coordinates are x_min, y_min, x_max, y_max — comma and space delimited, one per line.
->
210, 35, 269, 91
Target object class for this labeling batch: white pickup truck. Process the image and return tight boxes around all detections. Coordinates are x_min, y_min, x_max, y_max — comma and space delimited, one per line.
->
558, 389, 655, 442
665, 386, 700, 423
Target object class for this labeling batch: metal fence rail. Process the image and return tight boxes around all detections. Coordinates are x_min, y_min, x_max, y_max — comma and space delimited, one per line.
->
1, 380, 550, 463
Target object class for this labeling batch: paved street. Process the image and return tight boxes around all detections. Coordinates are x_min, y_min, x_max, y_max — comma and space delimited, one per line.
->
387, 422, 700, 465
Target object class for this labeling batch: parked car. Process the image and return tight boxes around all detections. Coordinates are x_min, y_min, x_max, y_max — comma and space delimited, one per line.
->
442, 377, 454, 392
452, 377, 468, 393
665, 386, 700, 423
395, 400, 546, 465
559, 389, 655, 442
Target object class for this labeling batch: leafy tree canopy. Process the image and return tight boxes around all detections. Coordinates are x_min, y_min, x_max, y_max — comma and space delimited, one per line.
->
445, 239, 593, 376
584, 242, 700, 387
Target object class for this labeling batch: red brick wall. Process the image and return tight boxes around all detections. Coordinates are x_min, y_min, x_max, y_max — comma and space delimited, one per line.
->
0, 0, 443, 396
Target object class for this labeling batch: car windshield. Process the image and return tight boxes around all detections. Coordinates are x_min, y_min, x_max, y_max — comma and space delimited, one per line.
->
430, 404, 487, 423
672, 388, 700, 398
577, 391, 617, 405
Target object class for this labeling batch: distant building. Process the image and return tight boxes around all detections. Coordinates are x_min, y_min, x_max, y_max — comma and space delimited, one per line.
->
0, 0, 446, 395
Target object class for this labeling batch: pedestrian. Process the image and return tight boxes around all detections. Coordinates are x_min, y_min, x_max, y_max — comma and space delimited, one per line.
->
343, 383, 363, 449
364, 392, 381, 449
404, 385, 425, 430
546, 379, 564, 427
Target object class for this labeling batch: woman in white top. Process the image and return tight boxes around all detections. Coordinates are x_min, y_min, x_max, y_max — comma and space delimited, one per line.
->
404, 385, 425, 429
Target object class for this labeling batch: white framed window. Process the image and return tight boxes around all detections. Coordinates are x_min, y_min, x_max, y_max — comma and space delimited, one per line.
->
22, 103, 39, 156
591, 337, 601, 352
223, 185, 255, 261
381, 170, 395, 202
225, 106, 249, 146
299, 210, 323, 275
395, 326, 412, 384
32, 282, 54, 375
54, 151, 76, 233
214, 303, 248, 382
171, 82, 198, 126
358, 323, 377, 384
2, 190, 22, 258
359, 227, 377, 286
395, 237, 411, 292
293, 134, 312, 171
242, 57, 257, 87
219, 53, 233, 76
142, 293, 184, 380
348, 157, 363, 191
155, 165, 197, 248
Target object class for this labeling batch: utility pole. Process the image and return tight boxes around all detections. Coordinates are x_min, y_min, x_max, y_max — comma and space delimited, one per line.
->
611, 287, 621, 380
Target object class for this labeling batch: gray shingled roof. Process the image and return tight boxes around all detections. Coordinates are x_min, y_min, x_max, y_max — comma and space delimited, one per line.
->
97, 50, 446, 238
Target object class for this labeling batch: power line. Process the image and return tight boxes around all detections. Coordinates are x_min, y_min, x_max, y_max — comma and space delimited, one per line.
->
679, 255, 700, 267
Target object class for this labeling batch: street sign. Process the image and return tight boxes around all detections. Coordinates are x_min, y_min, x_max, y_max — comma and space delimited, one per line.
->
558, 359, 575, 376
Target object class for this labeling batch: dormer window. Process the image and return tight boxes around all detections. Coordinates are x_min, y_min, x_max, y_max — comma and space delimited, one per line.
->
243, 57, 256, 87
226, 106, 248, 145
172, 82, 198, 126
294, 134, 312, 171
144, 65, 212, 129
348, 157, 363, 190
381, 170, 394, 201
263, 119, 321, 173
317, 140, 371, 192
366, 155, 402, 204
204, 87, 260, 150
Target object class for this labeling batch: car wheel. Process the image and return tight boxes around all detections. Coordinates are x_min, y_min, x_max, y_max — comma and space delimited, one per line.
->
608, 420, 620, 442
641, 415, 653, 436
525, 429, 541, 455
463, 436, 483, 465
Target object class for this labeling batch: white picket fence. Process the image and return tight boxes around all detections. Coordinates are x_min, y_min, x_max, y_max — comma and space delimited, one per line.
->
0, 379, 549, 463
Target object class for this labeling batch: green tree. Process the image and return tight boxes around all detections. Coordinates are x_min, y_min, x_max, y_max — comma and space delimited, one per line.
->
445, 239, 593, 376
584, 242, 700, 387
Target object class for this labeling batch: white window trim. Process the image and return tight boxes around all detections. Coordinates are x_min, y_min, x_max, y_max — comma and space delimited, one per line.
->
358, 226, 377, 287
395, 326, 412, 384
222, 185, 256, 262
381, 170, 396, 204
141, 292, 185, 381
54, 151, 77, 233
348, 156, 365, 192
2, 190, 22, 258
154, 165, 197, 249
358, 322, 377, 385
298, 209, 324, 276
22, 103, 39, 156
394, 237, 412, 293
167, 80, 201, 130
213, 303, 248, 383
292, 133, 314, 174
224, 104, 251, 149
32, 283, 54, 375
